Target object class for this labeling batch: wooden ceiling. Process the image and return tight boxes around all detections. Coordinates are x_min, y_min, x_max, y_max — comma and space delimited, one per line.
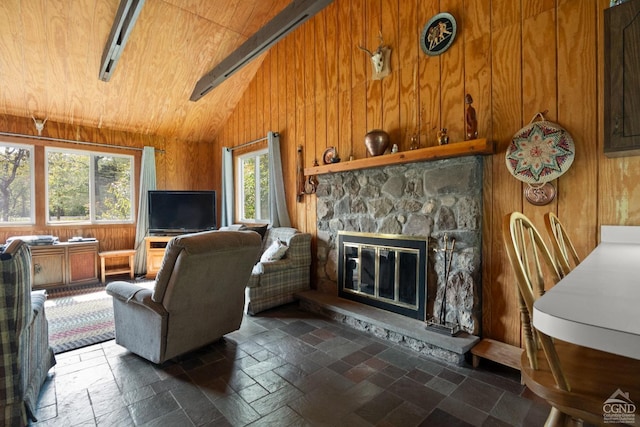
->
0, 0, 292, 143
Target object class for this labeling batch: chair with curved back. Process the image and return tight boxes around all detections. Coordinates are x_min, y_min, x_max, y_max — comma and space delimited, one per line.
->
503, 212, 640, 426
544, 212, 581, 275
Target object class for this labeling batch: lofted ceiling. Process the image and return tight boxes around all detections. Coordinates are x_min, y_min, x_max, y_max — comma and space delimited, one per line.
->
0, 0, 292, 143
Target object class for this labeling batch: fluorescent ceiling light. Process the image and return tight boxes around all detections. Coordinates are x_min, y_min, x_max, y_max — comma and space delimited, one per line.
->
190, 0, 333, 102
99, 0, 146, 82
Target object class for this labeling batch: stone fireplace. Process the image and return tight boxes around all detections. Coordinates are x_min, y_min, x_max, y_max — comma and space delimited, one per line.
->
314, 155, 483, 336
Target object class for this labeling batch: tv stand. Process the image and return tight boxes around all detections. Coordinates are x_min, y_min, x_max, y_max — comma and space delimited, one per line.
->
149, 231, 184, 236
145, 236, 173, 279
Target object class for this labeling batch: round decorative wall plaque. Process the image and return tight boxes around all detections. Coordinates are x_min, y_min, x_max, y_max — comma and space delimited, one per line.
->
420, 12, 457, 56
322, 147, 338, 165
505, 113, 575, 185
505, 112, 575, 206
523, 182, 557, 206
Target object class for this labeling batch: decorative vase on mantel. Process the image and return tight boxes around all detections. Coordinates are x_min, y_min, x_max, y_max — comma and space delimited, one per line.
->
364, 129, 390, 156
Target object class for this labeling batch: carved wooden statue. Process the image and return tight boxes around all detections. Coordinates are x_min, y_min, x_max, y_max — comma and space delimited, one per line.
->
465, 94, 478, 140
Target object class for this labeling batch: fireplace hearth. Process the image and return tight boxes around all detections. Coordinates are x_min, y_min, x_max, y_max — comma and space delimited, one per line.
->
308, 155, 484, 363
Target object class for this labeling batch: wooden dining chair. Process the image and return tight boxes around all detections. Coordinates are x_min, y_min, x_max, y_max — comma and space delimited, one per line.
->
544, 212, 581, 275
503, 212, 640, 426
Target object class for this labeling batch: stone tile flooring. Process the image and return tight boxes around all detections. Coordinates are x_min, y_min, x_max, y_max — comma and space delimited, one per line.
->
31, 304, 550, 426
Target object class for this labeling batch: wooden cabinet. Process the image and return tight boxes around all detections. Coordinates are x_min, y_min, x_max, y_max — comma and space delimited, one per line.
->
145, 236, 173, 279
604, 0, 640, 157
67, 242, 100, 285
30, 241, 99, 289
31, 246, 66, 288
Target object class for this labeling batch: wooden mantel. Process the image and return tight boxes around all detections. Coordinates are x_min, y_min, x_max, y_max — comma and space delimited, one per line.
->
304, 138, 494, 176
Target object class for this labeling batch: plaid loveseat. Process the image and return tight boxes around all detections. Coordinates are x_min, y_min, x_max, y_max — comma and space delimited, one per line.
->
0, 240, 56, 426
244, 227, 311, 315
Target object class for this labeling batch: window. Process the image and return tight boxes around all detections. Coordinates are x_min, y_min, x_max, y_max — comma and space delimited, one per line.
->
0, 142, 34, 225
237, 149, 269, 222
46, 147, 134, 224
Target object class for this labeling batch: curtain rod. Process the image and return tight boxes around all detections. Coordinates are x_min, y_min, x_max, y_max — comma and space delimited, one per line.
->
0, 131, 165, 153
227, 132, 278, 151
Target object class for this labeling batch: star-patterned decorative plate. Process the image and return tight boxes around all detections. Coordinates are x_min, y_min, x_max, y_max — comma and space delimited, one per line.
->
505, 113, 575, 184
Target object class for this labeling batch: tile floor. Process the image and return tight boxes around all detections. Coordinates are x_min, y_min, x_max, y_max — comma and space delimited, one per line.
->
31, 304, 551, 426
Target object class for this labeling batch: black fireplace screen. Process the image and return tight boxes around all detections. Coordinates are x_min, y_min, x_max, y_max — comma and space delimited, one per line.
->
338, 232, 427, 320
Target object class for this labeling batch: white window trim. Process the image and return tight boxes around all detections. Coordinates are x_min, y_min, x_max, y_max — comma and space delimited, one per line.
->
236, 148, 269, 224
45, 146, 135, 225
0, 141, 35, 226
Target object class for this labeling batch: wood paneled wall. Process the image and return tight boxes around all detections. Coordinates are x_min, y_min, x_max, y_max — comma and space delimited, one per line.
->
213, 0, 640, 346
0, 114, 215, 252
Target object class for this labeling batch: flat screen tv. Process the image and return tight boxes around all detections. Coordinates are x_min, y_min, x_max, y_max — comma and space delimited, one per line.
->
148, 190, 217, 235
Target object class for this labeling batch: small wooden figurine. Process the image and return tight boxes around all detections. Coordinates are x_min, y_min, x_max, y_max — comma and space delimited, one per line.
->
437, 128, 449, 145
465, 94, 478, 140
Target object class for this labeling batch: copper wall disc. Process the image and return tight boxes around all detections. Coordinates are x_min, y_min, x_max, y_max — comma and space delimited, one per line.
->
524, 182, 556, 206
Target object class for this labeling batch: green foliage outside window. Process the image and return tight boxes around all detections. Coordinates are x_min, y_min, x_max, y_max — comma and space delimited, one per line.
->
0, 143, 133, 225
94, 156, 132, 220
47, 148, 133, 223
243, 157, 256, 219
0, 144, 33, 223
240, 151, 269, 222
48, 151, 90, 221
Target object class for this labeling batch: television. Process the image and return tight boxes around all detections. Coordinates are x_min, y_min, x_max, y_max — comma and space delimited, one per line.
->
148, 190, 217, 235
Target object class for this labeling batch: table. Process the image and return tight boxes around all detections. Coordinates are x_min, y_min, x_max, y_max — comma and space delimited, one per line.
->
533, 225, 640, 360
99, 249, 136, 283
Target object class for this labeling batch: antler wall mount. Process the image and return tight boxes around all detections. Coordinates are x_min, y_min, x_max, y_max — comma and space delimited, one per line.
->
32, 116, 48, 136
358, 32, 391, 80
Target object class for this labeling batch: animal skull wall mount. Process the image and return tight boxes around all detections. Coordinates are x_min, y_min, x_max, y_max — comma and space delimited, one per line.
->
32, 116, 47, 136
358, 33, 391, 80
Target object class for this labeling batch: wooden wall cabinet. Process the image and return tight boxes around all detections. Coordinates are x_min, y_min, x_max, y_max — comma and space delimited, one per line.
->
31, 241, 99, 289
145, 236, 173, 279
604, 0, 640, 157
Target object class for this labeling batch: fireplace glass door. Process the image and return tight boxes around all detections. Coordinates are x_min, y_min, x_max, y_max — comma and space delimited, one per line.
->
339, 232, 426, 319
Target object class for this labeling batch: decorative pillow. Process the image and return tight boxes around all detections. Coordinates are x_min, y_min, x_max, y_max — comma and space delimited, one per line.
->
242, 224, 269, 241
260, 238, 288, 262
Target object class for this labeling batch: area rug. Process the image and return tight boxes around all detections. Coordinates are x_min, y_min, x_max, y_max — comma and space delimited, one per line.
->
44, 284, 115, 354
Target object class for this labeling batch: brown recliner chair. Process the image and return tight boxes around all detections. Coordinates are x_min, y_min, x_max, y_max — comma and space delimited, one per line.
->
106, 230, 261, 364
